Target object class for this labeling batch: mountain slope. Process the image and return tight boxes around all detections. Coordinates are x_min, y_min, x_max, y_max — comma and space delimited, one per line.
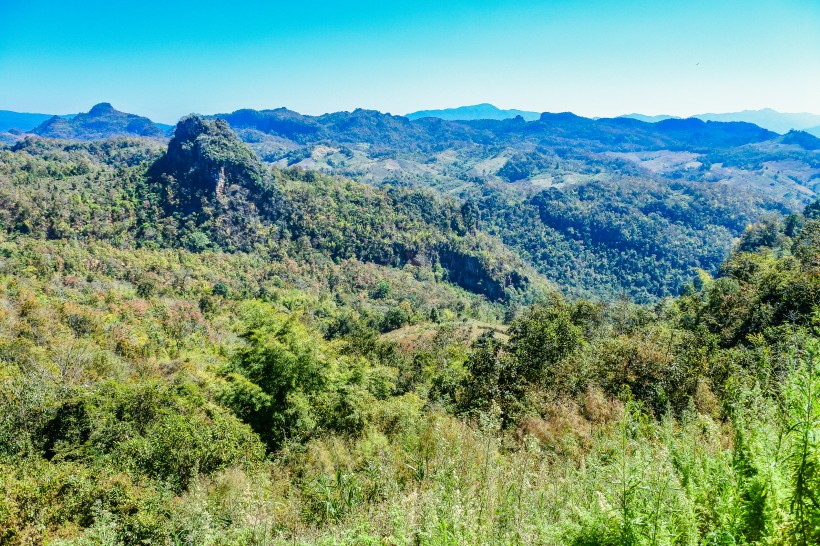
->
1, 118, 549, 303
0, 110, 71, 132
32, 103, 165, 140
213, 107, 806, 207
8, 105, 819, 301
219, 107, 820, 299
2, 152, 819, 544
218, 107, 780, 154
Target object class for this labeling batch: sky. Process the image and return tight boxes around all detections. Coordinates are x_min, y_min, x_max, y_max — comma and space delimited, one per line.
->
0, 0, 818, 124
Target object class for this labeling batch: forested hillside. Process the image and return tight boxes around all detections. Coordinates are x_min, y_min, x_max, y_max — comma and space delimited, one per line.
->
5, 104, 820, 301
212, 108, 818, 300
474, 179, 788, 300
214, 107, 819, 207
31, 104, 166, 141
0, 118, 546, 304
2, 112, 820, 545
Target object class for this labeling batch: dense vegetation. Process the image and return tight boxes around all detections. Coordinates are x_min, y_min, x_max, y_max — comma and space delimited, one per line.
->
213, 107, 820, 301
0, 121, 544, 303
473, 179, 789, 301
7, 103, 820, 302
215, 108, 783, 153
2, 115, 820, 544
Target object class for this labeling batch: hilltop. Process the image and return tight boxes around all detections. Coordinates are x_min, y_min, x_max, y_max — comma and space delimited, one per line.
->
31, 103, 167, 140
406, 103, 541, 121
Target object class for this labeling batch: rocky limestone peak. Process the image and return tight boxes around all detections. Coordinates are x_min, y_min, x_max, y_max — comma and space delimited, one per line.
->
88, 102, 117, 116
151, 115, 266, 215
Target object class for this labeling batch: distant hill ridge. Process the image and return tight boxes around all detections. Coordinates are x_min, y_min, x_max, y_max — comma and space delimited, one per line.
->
406, 103, 541, 121
30, 103, 167, 141
404, 104, 820, 136
620, 107, 820, 136
211, 106, 782, 153
4, 103, 818, 140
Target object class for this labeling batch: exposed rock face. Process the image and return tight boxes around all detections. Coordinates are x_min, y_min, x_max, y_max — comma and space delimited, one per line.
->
150, 115, 267, 216
437, 242, 528, 301
144, 115, 536, 300
32, 103, 165, 140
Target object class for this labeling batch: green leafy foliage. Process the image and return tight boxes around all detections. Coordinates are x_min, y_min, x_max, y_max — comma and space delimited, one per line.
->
0, 126, 547, 302
475, 178, 786, 301
2, 119, 820, 544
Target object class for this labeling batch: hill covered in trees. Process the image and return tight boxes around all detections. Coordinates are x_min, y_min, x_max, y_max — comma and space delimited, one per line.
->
31, 103, 167, 141
0, 117, 547, 305
199, 106, 819, 301
5, 107, 820, 303
211, 107, 819, 204
6, 103, 820, 301
2, 111, 820, 542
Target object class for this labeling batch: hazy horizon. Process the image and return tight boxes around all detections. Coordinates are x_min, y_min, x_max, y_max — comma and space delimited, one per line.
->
1, 0, 818, 124
4, 102, 820, 128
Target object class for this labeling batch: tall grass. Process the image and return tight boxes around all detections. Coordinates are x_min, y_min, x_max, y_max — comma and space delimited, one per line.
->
37, 345, 820, 545
783, 342, 820, 545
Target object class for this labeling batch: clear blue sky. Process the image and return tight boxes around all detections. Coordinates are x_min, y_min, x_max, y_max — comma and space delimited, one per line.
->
1, 0, 818, 123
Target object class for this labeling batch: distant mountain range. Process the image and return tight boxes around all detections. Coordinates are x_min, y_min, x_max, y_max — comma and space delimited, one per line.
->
212, 107, 786, 154
620, 108, 820, 136
30, 103, 167, 140
0, 104, 173, 139
404, 104, 820, 136
4, 103, 817, 141
406, 103, 541, 121
0, 110, 74, 132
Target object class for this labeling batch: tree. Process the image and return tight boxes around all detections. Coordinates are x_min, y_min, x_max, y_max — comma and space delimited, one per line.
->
506, 294, 584, 387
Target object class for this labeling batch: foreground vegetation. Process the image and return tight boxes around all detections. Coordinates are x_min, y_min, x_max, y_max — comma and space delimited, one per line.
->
1, 119, 820, 544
